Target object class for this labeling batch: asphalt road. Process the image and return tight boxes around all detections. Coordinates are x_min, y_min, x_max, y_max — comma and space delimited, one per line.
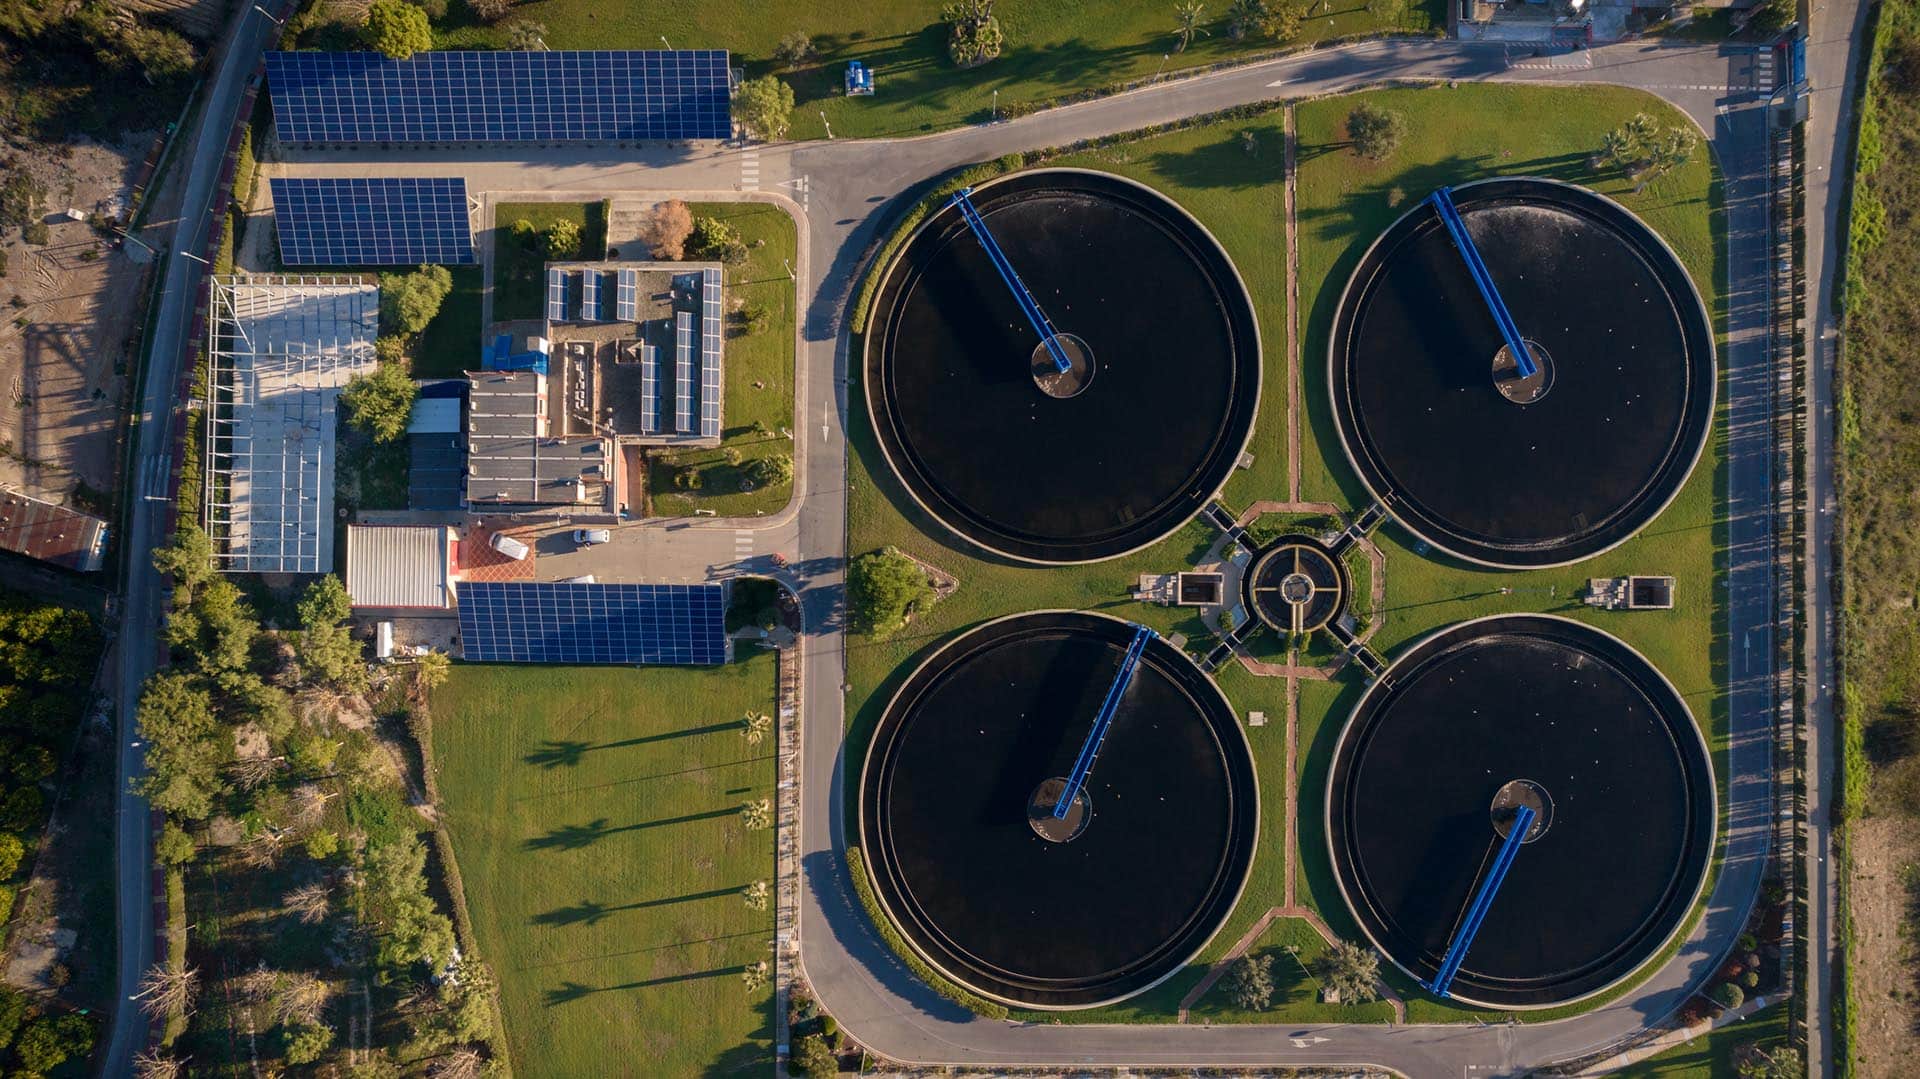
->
102, 5, 290, 1075
229, 26, 1852, 1078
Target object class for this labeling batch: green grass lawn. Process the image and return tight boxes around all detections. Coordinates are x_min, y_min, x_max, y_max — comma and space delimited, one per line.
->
424, 0, 1440, 140
649, 202, 798, 519
1616, 1003, 1791, 1077
415, 264, 485, 379
1184, 916, 1398, 1023
430, 657, 779, 1077
492, 201, 609, 322
845, 82, 1726, 1026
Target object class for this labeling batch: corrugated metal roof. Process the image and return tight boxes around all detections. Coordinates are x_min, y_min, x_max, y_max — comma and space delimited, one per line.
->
0, 490, 107, 572
345, 525, 453, 608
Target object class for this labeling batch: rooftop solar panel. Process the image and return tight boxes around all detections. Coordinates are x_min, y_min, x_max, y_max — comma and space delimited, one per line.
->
272, 177, 475, 266
699, 269, 722, 439
267, 51, 733, 144
616, 269, 638, 322
640, 340, 659, 434
457, 581, 726, 665
580, 270, 598, 322
674, 311, 695, 433
546, 269, 567, 322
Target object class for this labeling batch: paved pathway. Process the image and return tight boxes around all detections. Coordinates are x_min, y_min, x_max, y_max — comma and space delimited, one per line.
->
250, 26, 1859, 1077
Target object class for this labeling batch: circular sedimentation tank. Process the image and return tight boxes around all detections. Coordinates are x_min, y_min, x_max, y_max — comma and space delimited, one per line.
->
865, 169, 1261, 564
1328, 178, 1714, 568
1326, 614, 1715, 1008
859, 611, 1258, 1007
1241, 534, 1350, 634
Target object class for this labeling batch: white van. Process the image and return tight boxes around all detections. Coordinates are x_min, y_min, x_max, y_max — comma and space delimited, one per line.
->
488, 533, 531, 560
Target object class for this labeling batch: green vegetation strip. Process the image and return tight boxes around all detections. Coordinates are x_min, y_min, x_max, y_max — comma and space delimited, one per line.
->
431, 660, 779, 1077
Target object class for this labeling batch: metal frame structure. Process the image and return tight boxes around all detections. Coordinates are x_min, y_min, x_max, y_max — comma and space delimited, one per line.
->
1425, 803, 1536, 998
203, 275, 378, 573
1428, 186, 1537, 379
950, 187, 1074, 375
1053, 624, 1155, 818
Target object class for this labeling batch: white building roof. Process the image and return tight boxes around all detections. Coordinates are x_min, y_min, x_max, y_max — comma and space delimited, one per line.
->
345, 525, 454, 609
407, 396, 462, 435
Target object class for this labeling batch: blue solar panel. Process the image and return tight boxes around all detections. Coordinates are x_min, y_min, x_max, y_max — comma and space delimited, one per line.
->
268, 51, 733, 144
580, 270, 598, 322
699, 268, 722, 439
640, 341, 660, 434
674, 311, 695, 433
546, 269, 567, 322
458, 582, 726, 665
616, 269, 638, 321
272, 177, 474, 265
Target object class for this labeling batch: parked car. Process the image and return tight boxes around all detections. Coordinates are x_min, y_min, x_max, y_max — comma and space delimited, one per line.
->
488, 533, 530, 560
573, 528, 612, 547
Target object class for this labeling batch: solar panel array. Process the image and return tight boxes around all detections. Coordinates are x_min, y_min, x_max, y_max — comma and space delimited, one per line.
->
458, 581, 726, 665
581, 271, 599, 322
699, 269, 723, 438
546, 269, 567, 322
640, 341, 659, 433
673, 311, 695, 433
616, 269, 638, 321
272, 177, 475, 266
267, 51, 733, 143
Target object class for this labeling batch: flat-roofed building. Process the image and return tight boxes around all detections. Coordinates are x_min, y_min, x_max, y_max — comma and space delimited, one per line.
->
345, 524, 455, 609
0, 490, 107, 572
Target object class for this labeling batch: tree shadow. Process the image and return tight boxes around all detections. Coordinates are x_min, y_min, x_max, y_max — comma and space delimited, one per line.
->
524, 722, 741, 768
531, 887, 743, 927
543, 965, 742, 1007
522, 808, 740, 852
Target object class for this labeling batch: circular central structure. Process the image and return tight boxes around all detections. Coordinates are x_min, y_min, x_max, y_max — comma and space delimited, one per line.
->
866, 169, 1261, 563
1329, 178, 1714, 568
860, 611, 1258, 1008
1326, 615, 1714, 1008
1242, 535, 1349, 634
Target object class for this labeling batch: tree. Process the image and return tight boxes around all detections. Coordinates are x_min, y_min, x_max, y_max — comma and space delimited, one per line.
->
638, 199, 694, 259
1736, 1045, 1803, 1079
152, 524, 214, 594
286, 882, 331, 925
379, 264, 453, 336
467, 0, 513, 21
229, 752, 283, 791
136, 672, 224, 819
1750, 0, 1794, 33
1226, 952, 1276, 1010
1225, 0, 1266, 37
741, 711, 773, 746
270, 972, 332, 1026
12, 1014, 94, 1073
299, 575, 353, 629
364, 0, 433, 59
155, 822, 196, 866
741, 958, 770, 991
794, 1033, 838, 1079
406, 0, 450, 17
1347, 102, 1407, 161
740, 300, 773, 335
1712, 981, 1744, 1009
1255, 0, 1305, 41
736, 75, 795, 141
133, 1048, 185, 1079
1597, 113, 1698, 191
341, 362, 418, 443
541, 217, 584, 259
282, 1022, 334, 1064
414, 650, 451, 693
750, 453, 794, 488
505, 20, 547, 50
743, 879, 771, 911
774, 30, 816, 68
1174, 1, 1209, 52
740, 798, 773, 829
942, 0, 1005, 67
849, 546, 935, 637
1318, 940, 1380, 1003
135, 961, 199, 1020
0, 832, 20, 879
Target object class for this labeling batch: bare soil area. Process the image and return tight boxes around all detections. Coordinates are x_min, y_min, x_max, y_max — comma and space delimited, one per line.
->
0, 134, 162, 509
1851, 815, 1920, 1076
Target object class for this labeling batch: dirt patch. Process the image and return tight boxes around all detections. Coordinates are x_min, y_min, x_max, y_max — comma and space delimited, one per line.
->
1851, 815, 1920, 1076
0, 133, 161, 507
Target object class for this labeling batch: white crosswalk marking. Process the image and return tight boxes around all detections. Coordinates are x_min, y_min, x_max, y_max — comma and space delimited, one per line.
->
740, 149, 761, 189
734, 530, 754, 558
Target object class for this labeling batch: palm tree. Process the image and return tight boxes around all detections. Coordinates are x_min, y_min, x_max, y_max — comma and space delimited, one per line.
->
740, 798, 774, 830
741, 711, 773, 746
505, 20, 547, 51
1226, 0, 1267, 38
743, 879, 772, 911
742, 959, 771, 992
1174, 0, 1209, 52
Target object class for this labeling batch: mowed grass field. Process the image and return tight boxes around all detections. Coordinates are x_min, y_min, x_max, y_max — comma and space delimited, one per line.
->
1615, 1003, 1791, 1077
846, 82, 1726, 1025
431, 655, 779, 1076
428, 0, 1441, 140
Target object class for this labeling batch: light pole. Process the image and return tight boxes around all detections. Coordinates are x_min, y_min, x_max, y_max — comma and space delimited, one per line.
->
1155, 53, 1169, 81
178, 250, 209, 265
992, 89, 999, 122
782, 258, 795, 281
660, 35, 673, 50
251, 3, 284, 24
819, 111, 832, 139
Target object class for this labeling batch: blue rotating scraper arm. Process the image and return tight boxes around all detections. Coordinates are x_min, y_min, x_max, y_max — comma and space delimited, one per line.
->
1424, 803, 1535, 999
1052, 625, 1155, 819
1428, 186, 1537, 380
950, 187, 1074, 375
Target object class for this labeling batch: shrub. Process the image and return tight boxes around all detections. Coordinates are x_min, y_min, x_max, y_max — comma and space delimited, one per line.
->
405, 0, 449, 17
468, 0, 513, 21
1347, 102, 1408, 162
544, 218, 583, 259
1711, 981, 1744, 1009
690, 216, 747, 264
22, 220, 49, 246
741, 300, 773, 335
774, 31, 816, 68
282, 1022, 333, 1064
794, 1033, 838, 1079
0, 832, 21, 879
155, 823, 195, 867
1742, 969, 1760, 989
750, 453, 794, 488
305, 830, 341, 860
0, 884, 13, 925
